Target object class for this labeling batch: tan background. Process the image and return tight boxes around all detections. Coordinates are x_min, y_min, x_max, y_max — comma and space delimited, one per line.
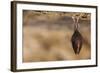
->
23, 10, 91, 62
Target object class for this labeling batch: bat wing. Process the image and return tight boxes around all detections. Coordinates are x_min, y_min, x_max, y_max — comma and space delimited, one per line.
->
71, 30, 83, 54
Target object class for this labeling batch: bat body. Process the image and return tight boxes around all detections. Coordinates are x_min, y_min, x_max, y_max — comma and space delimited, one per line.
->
71, 29, 83, 54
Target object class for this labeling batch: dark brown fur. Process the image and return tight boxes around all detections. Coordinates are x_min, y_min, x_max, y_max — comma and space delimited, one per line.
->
71, 29, 83, 54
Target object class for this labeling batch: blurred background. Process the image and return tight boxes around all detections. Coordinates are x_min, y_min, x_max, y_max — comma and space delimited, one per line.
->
23, 10, 91, 62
